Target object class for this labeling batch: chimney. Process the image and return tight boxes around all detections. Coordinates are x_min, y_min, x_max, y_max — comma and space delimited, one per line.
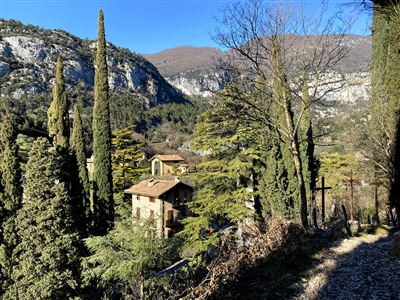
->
148, 179, 156, 187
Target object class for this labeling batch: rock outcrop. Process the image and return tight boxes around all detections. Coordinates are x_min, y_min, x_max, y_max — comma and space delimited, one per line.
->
0, 19, 186, 107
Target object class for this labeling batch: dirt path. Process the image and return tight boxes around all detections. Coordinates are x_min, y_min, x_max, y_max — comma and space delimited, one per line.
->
293, 232, 400, 300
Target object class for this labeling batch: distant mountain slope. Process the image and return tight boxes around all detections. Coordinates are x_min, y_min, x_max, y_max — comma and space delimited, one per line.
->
144, 46, 224, 77
144, 35, 372, 98
0, 19, 186, 107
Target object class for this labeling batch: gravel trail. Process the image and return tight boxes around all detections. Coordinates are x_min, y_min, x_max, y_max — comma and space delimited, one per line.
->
293, 232, 400, 300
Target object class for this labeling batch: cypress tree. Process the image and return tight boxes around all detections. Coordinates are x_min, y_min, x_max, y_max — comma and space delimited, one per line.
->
267, 41, 303, 223
0, 116, 22, 293
299, 72, 316, 213
47, 57, 87, 235
259, 134, 297, 220
0, 116, 22, 216
386, 2, 400, 219
71, 99, 91, 233
254, 76, 297, 221
369, 1, 400, 219
48, 57, 70, 151
5, 138, 80, 299
92, 9, 114, 235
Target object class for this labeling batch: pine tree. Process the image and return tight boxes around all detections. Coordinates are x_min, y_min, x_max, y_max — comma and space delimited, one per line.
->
4, 138, 80, 299
181, 89, 257, 254
48, 57, 70, 151
0, 116, 22, 293
71, 99, 91, 233
83, 219, 177, 298
92, 9, 114, 235
112, 127, 146, 191
112, 127, 147, 217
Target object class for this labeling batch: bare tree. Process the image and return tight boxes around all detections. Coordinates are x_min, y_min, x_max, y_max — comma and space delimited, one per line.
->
213, 0, 351, 227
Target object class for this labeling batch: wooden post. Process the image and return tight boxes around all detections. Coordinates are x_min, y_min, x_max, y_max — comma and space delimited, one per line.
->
315, 177, 331, 224
349, 171, 355, 221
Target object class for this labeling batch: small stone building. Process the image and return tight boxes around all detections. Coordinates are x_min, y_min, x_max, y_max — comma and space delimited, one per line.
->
150, 154, 187, 176
124, 178, 193, 237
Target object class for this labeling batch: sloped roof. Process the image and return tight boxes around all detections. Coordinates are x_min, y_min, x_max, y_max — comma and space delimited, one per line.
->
150, 154, 185, 162
124, 179, 188, 198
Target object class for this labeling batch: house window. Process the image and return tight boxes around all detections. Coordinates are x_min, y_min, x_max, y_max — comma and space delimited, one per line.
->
136, 207, 140, 218
149, 210, 154, 218
149, 197, 155, 203
154, 161, 160, 176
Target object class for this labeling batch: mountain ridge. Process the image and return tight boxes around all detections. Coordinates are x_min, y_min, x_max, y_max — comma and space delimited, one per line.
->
144, 35, 372, 98
0, 18, 186, 107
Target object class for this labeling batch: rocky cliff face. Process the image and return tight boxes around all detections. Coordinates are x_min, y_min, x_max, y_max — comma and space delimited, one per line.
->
165, 70, 371, 106
0, 19, 185, 107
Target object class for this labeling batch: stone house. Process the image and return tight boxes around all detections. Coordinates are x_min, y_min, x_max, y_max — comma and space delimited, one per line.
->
150, 154, 187, 176
124, 178, 193, 237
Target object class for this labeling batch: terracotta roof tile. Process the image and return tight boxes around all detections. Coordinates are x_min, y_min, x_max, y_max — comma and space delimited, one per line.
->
150, 154, 185, 162
124, 179, 181, 197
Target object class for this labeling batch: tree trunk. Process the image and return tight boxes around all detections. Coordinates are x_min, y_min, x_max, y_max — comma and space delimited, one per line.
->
375, 185, 380, 225
342, 204, 352, 236
291, 145, 309, 228
282, 97, 308, 228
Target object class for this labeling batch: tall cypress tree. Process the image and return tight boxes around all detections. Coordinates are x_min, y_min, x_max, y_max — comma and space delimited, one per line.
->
266, 42, 303, 223
384, 2, 400, 217
299, 72, 316, 213
0, 116, 22, 217
259, 133, 298, 221
92, 9, 114, 235
71, 99, 91, 233
255, 76, 297, 221
48, 57, 70, 151
47, 57, 87, 235
0, 116, 22, 293
369, 1, 400, 220
5, 138, 80, 299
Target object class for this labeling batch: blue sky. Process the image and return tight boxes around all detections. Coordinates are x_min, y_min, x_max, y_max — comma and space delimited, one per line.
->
0, 0, 371, 54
